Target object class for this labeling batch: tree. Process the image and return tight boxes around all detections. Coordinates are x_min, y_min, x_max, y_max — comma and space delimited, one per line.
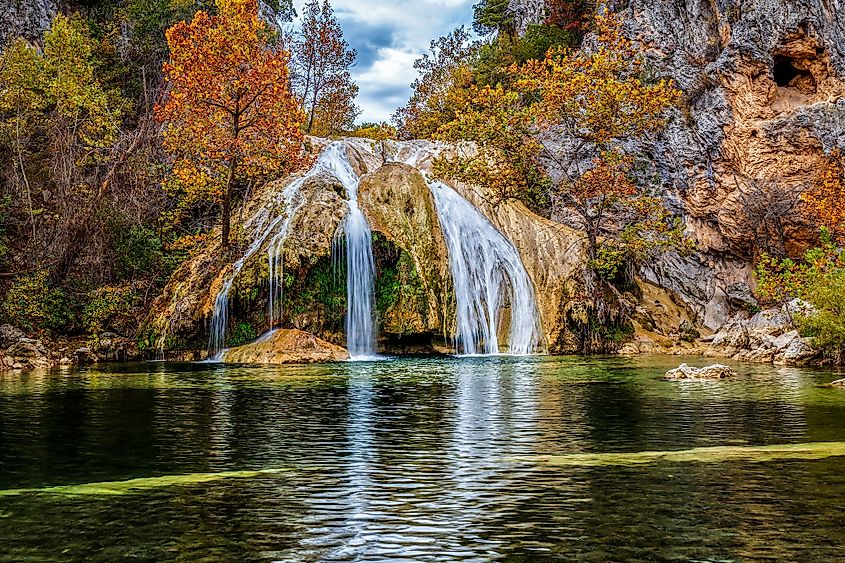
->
801, 150, 845, 243
156, 0, 307, 247
435, 10, 682, 269
545, 0, 594, 32
473, 0, 515, 38
392, 27, 475, 140
291, 0, 359, 135
0, 14, 133, 278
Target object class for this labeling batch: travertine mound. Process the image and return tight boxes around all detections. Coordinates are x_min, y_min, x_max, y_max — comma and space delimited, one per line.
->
223, 329, 348, 364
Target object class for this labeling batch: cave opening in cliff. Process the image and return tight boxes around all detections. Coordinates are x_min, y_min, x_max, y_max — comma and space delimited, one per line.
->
773, 55, 816, 93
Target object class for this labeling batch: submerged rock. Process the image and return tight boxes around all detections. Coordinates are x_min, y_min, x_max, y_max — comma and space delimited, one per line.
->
664, 363, 738, 380
223, 329, 349, 364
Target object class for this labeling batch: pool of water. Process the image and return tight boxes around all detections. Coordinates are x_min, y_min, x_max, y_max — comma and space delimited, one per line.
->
2, 355, 845, 561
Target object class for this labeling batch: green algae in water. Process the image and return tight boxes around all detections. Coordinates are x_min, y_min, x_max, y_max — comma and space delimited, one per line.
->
515, 442, 845, 467
0, 468, 292, 497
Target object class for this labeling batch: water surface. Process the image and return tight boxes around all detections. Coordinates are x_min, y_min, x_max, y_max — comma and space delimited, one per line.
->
2, 356, 845, 561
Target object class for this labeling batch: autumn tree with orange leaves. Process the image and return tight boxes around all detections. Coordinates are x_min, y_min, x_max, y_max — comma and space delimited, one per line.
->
156, 0, 306, 248
802, 150, 845, 243
435, 10, 683, 275
292, 0, 359, 136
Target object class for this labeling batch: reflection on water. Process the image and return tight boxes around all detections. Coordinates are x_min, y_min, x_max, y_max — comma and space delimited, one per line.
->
1, 356, 845, 560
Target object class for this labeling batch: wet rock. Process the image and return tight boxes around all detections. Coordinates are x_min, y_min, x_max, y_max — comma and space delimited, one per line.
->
223, 329, 349, 364
73, 348, 98, 365
359, 163, 451, 334
664, 363, 738, 380
775, 336, 817, 365
832, 378, 845, 388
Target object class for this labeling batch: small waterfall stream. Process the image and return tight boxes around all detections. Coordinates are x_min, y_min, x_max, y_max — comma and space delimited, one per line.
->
208, 205, 294, 359
427, 180, 543, 355
321, 144, 379, 359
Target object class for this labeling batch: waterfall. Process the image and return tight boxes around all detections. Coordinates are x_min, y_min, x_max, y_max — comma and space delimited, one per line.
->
320, 144, 379, 359
427, 180, 543, 355
207, 208, 291, 359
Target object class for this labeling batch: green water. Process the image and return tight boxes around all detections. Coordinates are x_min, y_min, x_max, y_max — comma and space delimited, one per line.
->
2, 355, 845, 561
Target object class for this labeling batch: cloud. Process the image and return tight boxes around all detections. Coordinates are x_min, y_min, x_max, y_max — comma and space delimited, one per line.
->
293, 0, 475, 123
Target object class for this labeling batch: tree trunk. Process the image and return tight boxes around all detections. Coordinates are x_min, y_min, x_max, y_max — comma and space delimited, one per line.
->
221, 156, 237, 248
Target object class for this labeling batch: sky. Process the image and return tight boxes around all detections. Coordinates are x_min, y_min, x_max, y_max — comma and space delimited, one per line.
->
293, 0, 476, 123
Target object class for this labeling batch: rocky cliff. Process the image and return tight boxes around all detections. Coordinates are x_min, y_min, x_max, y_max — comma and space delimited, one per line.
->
506, 0, 845, 326
613, 0, 845, 327
0, 0, 57, 46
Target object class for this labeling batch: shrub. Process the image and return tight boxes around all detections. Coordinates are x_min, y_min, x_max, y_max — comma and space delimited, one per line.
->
2, 269, 72, 333
798, 269, 845, 363
113, 223, 164, 281
82, 284, 138, 336
229, 321, 256, 347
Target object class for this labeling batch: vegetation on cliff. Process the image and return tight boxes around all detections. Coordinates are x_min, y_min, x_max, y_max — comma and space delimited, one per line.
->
0, 0, 355, 343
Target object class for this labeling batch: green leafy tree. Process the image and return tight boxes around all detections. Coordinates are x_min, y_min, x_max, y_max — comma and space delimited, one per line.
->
473, 0, 515, 38
392, 27, 475, 139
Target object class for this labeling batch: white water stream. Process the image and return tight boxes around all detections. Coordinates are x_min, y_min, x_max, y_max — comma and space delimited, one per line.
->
427, 180, 543, 355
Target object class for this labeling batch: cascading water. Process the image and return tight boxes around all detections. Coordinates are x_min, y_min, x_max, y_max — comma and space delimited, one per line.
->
207, 141, 379, 360
427, 180, 543, 355
207, 206, 291, 359
321, 144, 379, 359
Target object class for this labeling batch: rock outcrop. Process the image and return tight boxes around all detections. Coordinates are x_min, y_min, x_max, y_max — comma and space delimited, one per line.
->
705, 299, 819, 365
0, 324, 141, 370
604, 0, 845, 328
359, 163, 452, 335
0, 0, 56, 46
223, 329, 348, 364
664, 363, 738, 380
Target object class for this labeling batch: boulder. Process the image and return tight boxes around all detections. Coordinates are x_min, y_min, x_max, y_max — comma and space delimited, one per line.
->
223, 329, 349, 364
772, 330, 800, 351
832, 378, 845, 388
726, 282, 759, 310
0, 325, 25, 348
775, 337, 817, 366
73, 347, 98, 364
664, 363, 738, 380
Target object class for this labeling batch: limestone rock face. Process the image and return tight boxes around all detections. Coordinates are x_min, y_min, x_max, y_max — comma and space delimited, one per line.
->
706, 299, 819, 365
664, 363, 738, 380
359, 163, 452, 335
613, 0, 845, 251
0, 0, 56, 46
223, 329, 348, 364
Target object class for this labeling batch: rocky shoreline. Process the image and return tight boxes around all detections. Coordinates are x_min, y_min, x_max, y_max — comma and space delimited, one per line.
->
0, 297, 829, 371
621, 298, 823, 367
0, 324, 142, 371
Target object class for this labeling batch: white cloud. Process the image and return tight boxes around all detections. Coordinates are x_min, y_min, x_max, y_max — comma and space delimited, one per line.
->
293, 0, 475, 123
